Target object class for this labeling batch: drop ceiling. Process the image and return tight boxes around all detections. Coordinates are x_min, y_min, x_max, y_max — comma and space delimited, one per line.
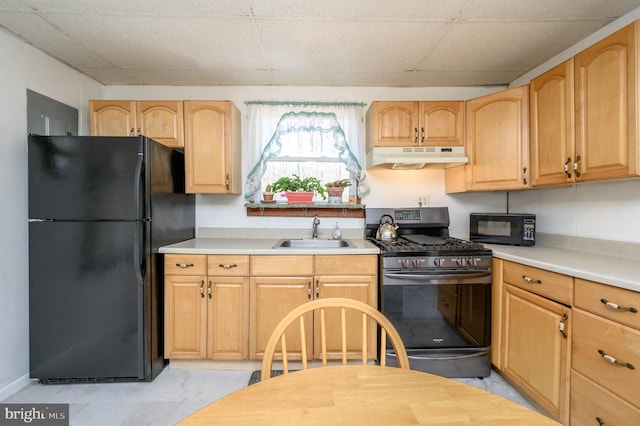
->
1, 0, 639, 87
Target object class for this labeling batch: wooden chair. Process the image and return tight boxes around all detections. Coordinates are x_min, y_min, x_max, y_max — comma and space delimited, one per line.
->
260, 297, 410, 381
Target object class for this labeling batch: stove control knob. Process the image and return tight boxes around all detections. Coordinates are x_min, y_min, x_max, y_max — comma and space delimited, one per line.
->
455, 257, 465, 266
400, 258, 411, 268
467, 257, 476, 266
411, 258, 420, 268
433, 258, 445, 267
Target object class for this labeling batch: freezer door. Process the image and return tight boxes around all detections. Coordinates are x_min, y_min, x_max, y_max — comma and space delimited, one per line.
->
28, 135, 145, 221
29, 221, 148, 381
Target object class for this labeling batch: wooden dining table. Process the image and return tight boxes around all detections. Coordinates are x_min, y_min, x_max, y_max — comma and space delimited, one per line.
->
178, 365, 561, 425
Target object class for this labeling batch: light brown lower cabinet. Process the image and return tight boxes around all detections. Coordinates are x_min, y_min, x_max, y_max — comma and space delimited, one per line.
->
494, 259, 640, 425
164, 254, 249, 360
249, 255, 377, 361
165, 253, 377, 362
501, 283, 571, 424
571, 279, 640, 423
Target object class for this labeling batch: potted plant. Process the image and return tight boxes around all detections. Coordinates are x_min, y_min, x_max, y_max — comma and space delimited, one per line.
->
262, 183, 275, 202
325, 178, 351, 203
271, 174, 327, 204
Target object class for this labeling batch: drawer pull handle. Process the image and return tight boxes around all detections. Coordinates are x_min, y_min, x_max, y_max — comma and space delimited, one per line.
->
207, 280, 212, 299
199, 280, 205, 299
600, 298, 638, 313
522, 275, 542, 284
219, 263, 238, 269
596, 417, 605, 426
176, 263, 195, 268
598, 349, 635, 370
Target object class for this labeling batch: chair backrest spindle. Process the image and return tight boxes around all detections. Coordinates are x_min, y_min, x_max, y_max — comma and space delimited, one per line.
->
261, 298, 410, 382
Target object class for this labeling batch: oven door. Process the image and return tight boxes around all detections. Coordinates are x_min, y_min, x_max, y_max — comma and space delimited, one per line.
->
381, 268, 492, 377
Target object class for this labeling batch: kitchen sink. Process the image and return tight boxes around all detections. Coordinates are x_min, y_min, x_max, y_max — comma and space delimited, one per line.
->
273, 239, 354, 249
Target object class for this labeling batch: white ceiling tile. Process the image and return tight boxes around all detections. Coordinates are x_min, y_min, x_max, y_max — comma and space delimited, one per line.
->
1, 0, 639, 86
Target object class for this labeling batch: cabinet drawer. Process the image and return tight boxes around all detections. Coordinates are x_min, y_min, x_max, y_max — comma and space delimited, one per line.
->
503, 261, 573, 305
165, 254, 206, 275
575, 278, 640, 330
571, 369, 640, 425
208, 255, 249, 276
572, 309, 640, 405
314, 255, 377, 275
251, 255, 313, 276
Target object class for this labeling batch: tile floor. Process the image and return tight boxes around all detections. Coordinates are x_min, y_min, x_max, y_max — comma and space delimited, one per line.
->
3, 366, 538, 425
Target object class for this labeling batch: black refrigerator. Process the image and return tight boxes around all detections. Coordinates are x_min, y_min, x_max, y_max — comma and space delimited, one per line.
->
28, 135, 195, 383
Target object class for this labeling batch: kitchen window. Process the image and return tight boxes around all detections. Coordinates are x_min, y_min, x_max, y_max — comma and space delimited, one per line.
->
244, 102, 368, 204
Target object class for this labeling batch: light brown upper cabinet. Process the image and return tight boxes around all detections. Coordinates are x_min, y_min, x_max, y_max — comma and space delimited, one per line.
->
89, 100, 135, 137
183, 101, 242, 194
89, 100, 184, 148
574, 21, 640, 182
445, 86, 529, 193
366, 101, 464, 150
530, 60, 575, 187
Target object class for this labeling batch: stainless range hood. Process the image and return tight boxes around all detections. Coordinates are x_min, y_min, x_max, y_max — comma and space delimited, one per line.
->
365, 146, 468, 170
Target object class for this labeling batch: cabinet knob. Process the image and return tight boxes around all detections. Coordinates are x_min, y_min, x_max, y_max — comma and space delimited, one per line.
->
219, 263, 237, 269
563, 157, 572, 178
522, 275, 542, 284
573, 155, 582, 177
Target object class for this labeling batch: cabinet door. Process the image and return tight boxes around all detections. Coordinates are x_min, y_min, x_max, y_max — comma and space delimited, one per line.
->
419, 101, 464, 147
183, 101, 241, 194
502, 284, 570, 423
314, 275, 377, 360
575, 22, 639, 181
164, 274, 207, 359
249, 276, 312, 360
89, 100, 136, 136
136, 101, 184, 148
366, 101, 420, 149
207, 276, 249, 360
466, 86, 530, 191
530, 59, 575, 187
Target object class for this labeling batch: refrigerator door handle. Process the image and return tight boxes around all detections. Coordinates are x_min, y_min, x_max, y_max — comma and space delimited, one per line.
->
135, 152, 145, 219
134, 222, 145, 284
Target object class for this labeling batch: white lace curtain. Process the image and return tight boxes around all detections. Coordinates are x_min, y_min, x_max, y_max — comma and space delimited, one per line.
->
244, 101, 368, 202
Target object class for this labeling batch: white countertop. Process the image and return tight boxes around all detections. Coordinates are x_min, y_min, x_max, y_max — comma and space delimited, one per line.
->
159, 237, 380, 255
158, 230, 639, 292
487, 244, 640, 292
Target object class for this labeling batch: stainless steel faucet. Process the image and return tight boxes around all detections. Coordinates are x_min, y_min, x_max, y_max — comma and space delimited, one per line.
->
312, 216, 320, 239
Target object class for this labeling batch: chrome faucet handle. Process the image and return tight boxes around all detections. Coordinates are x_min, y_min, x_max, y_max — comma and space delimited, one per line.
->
312, 216, 320, 239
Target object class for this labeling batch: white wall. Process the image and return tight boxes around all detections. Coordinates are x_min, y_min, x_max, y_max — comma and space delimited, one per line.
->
0, 27, 103, 400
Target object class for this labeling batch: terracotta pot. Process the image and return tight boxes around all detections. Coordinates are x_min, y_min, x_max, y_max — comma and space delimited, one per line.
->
262, 192, 274, 201
286, 191, 314, 204
327, 186, 344, 197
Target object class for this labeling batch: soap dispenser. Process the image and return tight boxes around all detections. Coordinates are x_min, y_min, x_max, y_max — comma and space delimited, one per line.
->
332, 222, 341, 240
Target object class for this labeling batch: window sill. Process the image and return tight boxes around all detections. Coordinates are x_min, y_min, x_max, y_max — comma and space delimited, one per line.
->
245, 203, 365, 218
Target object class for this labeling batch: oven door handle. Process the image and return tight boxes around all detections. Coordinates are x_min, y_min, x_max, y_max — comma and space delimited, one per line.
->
388, 351, 489, 361
383, 271, 491, 281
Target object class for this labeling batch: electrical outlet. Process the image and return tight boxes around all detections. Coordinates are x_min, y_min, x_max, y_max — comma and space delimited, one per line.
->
418, 196, 430, 207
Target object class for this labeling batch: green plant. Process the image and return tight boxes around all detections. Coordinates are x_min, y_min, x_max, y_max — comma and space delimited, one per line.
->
325, 178, 351, 188
271, 174, 327, 199
264, 183, 273, 193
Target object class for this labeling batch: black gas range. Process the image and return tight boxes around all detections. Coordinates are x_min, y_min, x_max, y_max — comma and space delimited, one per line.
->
365, 207, 492, 270
365, 207, 493, 378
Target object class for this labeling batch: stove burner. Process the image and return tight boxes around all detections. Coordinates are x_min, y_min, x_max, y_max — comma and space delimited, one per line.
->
370, 235, 489, 256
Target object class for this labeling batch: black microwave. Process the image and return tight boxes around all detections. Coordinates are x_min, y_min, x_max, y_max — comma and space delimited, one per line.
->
470, 213, 536, 246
